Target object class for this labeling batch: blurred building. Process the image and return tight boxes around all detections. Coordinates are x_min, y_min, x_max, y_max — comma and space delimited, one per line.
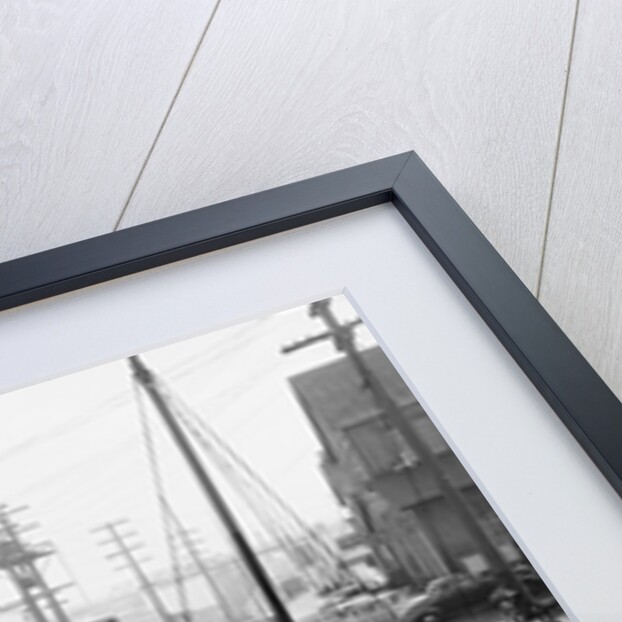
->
288, 347, 521, 588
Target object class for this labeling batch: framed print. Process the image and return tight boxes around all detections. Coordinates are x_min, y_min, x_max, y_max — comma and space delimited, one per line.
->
0, 152, 620, 622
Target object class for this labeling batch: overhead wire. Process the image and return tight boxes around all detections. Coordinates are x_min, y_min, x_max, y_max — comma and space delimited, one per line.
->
163, 318, 274, 381
0, 392, 132, 464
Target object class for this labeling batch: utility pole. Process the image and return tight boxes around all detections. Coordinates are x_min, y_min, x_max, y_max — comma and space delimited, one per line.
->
93, 521, 170, 622
282, 298, 532, 599
161, 503, 238, 622
0, 505, 72, 622
0, 539, 47, 622
128, 356, 294, 622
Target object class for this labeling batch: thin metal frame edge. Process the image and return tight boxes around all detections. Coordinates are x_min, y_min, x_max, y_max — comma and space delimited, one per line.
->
1, 150, 621, 500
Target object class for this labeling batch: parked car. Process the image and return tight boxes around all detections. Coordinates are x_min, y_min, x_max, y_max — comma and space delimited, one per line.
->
398, 573, 499, 622
318, 586, 425, 622
399, 567, 558, 622
489, 563, 558, 620
511, 562, 557, 606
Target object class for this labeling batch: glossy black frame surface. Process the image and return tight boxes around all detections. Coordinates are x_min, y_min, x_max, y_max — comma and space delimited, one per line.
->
1, 150, 621, 499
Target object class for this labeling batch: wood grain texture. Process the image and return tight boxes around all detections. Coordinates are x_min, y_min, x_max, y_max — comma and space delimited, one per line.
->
0, 0, 218, 262
539, 1, 622, 399
119, 0, 576, 290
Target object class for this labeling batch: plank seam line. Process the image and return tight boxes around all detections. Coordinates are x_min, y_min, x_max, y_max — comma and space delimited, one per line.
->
534, 0, 581, 299
113, 0, 225, 232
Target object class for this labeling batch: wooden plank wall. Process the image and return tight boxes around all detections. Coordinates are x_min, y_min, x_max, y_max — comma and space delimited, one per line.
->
3, 0, 620, 402
538, 1, 622, 398
0, 0, 219, 259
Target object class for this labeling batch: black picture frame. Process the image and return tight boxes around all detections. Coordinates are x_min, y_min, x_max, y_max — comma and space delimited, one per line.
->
1, 150, 621, 504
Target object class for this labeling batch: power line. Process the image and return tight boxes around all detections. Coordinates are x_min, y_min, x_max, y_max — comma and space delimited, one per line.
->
0, 393, 132, 464
164, 320, 273, 381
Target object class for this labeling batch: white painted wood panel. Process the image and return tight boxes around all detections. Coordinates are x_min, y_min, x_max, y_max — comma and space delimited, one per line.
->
0, 0, 217, 262
538, 1, 622, 399
119, 0, 576, 289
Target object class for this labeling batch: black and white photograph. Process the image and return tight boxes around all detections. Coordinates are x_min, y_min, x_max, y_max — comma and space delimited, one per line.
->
0, 296, 567, 622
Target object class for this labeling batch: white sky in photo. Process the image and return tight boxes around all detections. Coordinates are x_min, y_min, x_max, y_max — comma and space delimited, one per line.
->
0, 295, 376, 610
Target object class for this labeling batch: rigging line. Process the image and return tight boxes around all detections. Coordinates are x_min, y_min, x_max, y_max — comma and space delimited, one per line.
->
170, 398, 341, 589
174, 394, 337, 563
198, 432, 307, 547
192, 424, 323, 591
175, 404, 324, 544
170, 381, 400, 619
133, 380, 191, 622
